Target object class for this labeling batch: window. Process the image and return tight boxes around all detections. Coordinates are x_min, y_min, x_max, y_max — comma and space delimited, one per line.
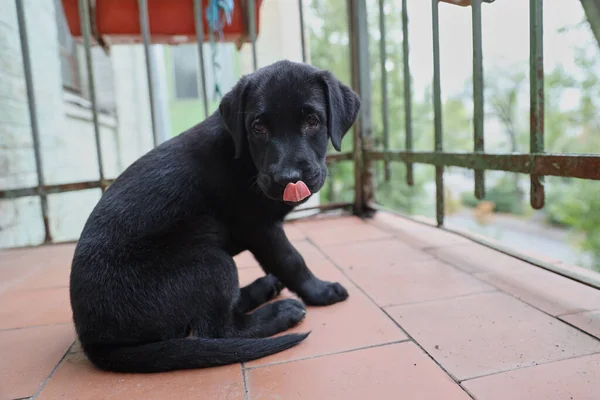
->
54, 0, 81, 93
173, 45, 200, 100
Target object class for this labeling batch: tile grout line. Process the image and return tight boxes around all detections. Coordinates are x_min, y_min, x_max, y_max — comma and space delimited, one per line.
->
30, 342, 74, 399
244, 339, 409, 371
381, 288, 499, 310
457, 349, 600, 384
241, 362, 249, 400
305, 237, 475, 399
0, 321, 74, 332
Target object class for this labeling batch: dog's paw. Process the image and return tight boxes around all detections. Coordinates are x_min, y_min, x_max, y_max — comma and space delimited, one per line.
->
273, 298, 307, 328
298, 279, 349, 306
263, 274, 285, 300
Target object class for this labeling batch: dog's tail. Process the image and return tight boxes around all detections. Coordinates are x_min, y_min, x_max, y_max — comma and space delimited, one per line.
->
85, 333, 310, 373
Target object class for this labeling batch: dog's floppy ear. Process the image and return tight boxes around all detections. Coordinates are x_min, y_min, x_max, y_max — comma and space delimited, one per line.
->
320, 72, 361, 151
219, 77, 250, 159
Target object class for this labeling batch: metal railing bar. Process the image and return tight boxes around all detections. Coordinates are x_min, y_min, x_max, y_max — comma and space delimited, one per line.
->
137, 0, 159, 147
325, 152, 353, 164
529, 0, 545, 209
367, 150, 600, 180
431, 0, 444, 226
472, 0, 485, 199
0, 179, 115, 200
378, 0, 390, 181
78, 0, 106, 189
401, 0, 414, 186
298, 0, 307, 63
248, 0, 258, 71
15, 0, 52, 243
0, 153, 353, 201
194, 0, 210, 119
369, 203, 600, 291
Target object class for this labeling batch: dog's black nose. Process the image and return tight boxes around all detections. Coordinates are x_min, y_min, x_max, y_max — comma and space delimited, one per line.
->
273, 169, 302, 186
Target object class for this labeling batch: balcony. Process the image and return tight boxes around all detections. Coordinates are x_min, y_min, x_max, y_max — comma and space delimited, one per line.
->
2, 0, 600, 398
2, 213, 599, 399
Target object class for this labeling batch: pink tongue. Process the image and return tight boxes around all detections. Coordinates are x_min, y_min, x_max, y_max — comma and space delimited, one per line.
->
283, 181, 311, 202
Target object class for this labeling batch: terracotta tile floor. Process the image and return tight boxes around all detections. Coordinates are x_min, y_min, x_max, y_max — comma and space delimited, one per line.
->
1, 212, 599, 400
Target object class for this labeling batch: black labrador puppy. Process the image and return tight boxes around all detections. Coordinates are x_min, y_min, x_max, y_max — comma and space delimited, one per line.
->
70, 60, 361, 373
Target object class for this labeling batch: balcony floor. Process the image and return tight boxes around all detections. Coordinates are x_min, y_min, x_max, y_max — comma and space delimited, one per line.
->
1, 212, 600, 400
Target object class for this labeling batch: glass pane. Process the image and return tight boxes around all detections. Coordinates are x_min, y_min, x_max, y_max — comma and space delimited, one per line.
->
173, 45, 199, 100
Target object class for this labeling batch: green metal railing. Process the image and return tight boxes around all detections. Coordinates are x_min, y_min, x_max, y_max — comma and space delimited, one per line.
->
3, 0, 600, 289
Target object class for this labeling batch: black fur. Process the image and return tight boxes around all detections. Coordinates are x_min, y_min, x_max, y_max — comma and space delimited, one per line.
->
70, 60, 361, 373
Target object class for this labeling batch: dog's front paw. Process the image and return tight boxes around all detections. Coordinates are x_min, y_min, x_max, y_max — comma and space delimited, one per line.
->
264, 274, 285, 299
298, 279, 349, 306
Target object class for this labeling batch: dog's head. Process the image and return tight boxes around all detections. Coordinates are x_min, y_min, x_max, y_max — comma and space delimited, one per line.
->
218, 60, 361, 204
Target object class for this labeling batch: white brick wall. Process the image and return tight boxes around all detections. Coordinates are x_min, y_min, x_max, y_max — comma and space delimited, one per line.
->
0, 0, 153, 248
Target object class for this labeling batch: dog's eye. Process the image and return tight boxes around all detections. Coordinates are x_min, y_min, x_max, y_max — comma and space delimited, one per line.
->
306, 115, 320, 129
252, 121, 267, 136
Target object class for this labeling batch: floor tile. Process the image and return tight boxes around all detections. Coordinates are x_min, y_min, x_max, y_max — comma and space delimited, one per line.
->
321, 238, 432, 270
0, 287, 72, 329
561, 310, 600, 339
234, 251, 260, 269
476, 266, 600, 316
11, 262, 71, 291
429, 242, 537, 274
462, 353, 600, 400
37, 352, 244, 400
0, 323, 75, 400
0, 244, 75, 294
242, 261, 406, 367
246, 342, 470, 400
284, 224, 306, 240
371, 213, 470, 249
295, 216, 392, 246
345, 259, 494, 307
387, 292, 600, 380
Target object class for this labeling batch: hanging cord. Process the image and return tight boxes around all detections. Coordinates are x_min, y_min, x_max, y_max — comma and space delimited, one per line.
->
206, 0, 234, 99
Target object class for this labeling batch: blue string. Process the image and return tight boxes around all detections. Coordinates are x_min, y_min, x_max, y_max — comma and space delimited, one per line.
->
206, 0, 235, 99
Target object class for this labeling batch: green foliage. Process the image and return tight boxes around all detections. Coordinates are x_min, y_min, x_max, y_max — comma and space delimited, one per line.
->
461, 176, 525, 215
546, 179, 600, 271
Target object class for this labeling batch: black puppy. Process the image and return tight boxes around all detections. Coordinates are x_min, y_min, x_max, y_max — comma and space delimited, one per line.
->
70, 60, 361, 373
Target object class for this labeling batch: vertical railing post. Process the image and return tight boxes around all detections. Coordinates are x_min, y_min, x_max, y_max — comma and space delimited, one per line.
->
432, 0, 444, 226
78, 0, 106, 188
194, 0, 210, 119
138, 0, 159, 147
401, 0, 413, 186
529, 0, 545, 209
248, 0, 258, 71
16, 0, 52, 243
298, 0, 307, 63
472, 0, 485, 199
348, 0, 374, 215
378, 0, 390, 181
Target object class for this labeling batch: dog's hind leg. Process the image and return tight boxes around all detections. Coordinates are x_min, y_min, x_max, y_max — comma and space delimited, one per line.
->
232, 298, 306, 339
236, 274, 284, 314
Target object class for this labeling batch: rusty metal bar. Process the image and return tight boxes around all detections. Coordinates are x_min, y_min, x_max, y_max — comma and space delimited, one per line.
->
298, 0, 307, 63
194, 0, 210, 118
401, 0, 413, 186
325, 152, 353, 164
248, 0, 258, 71
432, 0, 444, 226
78, 0, 106, 188
348, 0, 374, 216
138, 0, 159, 147
529, 0, 545, 209
378, 0, 390, 181
472, 0, 485, 199
367, 151, 600, 180
0, 180, 116, 200
15, 0, 52, 243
